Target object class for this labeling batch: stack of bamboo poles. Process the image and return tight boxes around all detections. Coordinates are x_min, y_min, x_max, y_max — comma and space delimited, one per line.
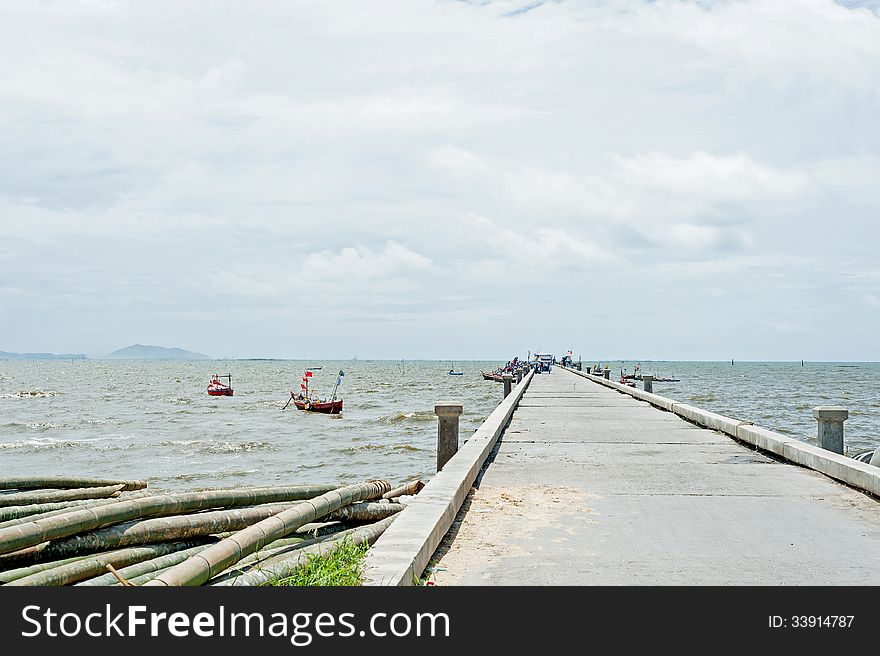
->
0, 476, 425, 586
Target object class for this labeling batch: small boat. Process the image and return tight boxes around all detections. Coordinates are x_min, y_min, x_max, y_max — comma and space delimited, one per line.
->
288, 369, 344, 415
291, 395, 343, 414
481, 371, 496, 381
448, 371, 464, 375
207, 374, 233, 396
619, 377, 636, 388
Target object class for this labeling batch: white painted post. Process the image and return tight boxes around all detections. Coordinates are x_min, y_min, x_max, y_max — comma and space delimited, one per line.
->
813, 406, 848, 455
435, 402, 463, 472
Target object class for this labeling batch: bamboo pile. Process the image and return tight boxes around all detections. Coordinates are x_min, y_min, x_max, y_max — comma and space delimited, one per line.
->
0, 475, 422, 586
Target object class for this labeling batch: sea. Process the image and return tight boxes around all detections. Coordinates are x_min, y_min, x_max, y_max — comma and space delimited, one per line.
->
1, 359, 879, 492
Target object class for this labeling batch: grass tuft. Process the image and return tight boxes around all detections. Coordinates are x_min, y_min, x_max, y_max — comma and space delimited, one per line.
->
267, 538, 369, 587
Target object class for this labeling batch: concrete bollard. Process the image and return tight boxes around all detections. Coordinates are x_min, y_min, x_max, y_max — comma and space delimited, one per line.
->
516, 369, 523, 384
435, 402, 463, 472
576, 362, 582, 371
813, 406, 848, 455
642, 375, 653, 393
502, 373, 513, 398
870, 447, 880, 467
603, 369, 610, 380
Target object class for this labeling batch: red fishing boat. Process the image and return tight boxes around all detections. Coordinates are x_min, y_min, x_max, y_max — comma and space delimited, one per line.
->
292, 397, 343, 414
286, 369, 344, 415
207, 374, 233, 396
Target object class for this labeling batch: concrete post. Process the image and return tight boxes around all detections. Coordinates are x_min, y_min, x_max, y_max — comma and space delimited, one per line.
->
813, 406, 848, 455
515, 369, 523, 384
870, 447, 880, 467
603, 369, 610, 380
435, 402, 463, 472
642, 375, 653, 393
502, 373, 513, 398
576, 362, 582, 371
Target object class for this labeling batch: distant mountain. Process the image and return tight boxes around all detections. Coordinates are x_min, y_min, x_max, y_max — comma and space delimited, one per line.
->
104, 344, 211, 360
0, 351, 87, 360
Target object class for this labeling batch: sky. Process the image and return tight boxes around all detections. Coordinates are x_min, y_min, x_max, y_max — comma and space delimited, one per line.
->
0, 0, 879, 361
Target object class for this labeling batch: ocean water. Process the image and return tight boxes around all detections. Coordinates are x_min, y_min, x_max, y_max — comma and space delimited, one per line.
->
0, 360, 503, 492
2, 360, 879, 493
600, 360, 880, 456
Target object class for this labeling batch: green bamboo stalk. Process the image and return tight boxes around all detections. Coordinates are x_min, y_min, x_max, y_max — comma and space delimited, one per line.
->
0, 484, 340, 556
0, 477, 147, 492
16, 503, 302, 564
0, 554, 94, 584
6, 540, 209, 586
213, 515, 397, 587
0, 484, 125, 508
326, 502, 403, 522
145, 480, 391, 586
0, 492, 152, 530
77, 542, 221, 586
0, 499, 117, 523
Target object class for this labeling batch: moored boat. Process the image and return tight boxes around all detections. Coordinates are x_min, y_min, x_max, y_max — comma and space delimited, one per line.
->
287, 369, 345, 415
207, 374, 233, 396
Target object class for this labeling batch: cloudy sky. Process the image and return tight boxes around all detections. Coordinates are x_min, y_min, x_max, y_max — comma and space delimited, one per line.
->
1, 0, 878, 360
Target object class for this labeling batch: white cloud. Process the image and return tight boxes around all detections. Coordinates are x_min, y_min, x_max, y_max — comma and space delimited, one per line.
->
302, 241, 433, 282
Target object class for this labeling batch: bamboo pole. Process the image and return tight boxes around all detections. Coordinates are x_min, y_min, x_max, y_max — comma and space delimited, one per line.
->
0, 554, 94, 584
0, 484, 340, 556
213, 514, 397, 587
145, 480, 391, 586
6, 540, 209, 586
11, 502, 304, 565
0, 492, 152, 530
76, 543, 216, 586
382, 480, 425, 499
326, 502, 403, 522
0, 484, 125, 508
0, 498, 125, 523
0, 477, 147, 492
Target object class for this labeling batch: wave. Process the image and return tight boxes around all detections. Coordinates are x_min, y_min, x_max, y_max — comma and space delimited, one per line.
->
0, 435, 133, 451
335, 443, 423, 454
157, 439, 275, 454
2, 390, 61, 399
381, 411, 436, 424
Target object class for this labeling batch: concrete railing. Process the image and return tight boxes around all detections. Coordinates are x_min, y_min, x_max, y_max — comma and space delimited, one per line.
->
363, 368, 536, 586
560, 365, 880, 498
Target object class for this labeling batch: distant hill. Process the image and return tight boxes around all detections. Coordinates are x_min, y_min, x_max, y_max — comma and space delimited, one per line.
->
104, 344, 211, 360
0, 351, 87, 360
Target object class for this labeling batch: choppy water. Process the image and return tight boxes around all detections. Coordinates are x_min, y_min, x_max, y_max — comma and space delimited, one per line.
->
602, 360, 880, 456
3, 360, 879, 493
0, 360, 503, 491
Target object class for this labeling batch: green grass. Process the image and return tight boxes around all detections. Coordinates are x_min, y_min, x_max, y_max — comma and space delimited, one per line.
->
267, 539, 369, 586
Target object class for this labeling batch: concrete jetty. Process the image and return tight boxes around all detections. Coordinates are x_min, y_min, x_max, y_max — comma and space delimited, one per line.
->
365, 366, 880, 585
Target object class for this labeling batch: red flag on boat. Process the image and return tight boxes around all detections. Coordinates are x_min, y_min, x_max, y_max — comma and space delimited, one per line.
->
305, 371, 313, 377
301, 383, 306, 390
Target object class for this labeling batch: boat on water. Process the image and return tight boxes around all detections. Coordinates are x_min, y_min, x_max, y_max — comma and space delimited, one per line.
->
291, 396, 343, 414
288, 369, 344, 415
619, 376, 636, 388
481, 371, 496, 381
448, 363, 464, 375
207, 374, 233, 396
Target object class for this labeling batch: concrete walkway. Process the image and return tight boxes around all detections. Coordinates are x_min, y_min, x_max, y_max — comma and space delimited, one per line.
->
429, 369, 880, 585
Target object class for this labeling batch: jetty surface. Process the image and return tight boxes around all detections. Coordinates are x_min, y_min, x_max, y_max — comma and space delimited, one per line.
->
423, 368, 880, 585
